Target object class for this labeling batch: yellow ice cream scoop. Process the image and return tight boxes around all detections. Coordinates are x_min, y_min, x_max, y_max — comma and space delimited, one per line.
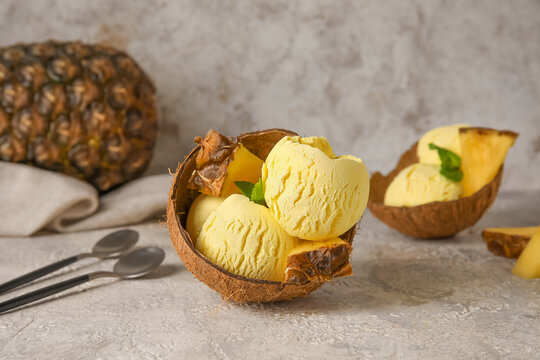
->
196, 194, 297, 281
262, 136, 369, 241
417, 124, 469, 165
186, 194, 225, 242
384, 163, 462, 207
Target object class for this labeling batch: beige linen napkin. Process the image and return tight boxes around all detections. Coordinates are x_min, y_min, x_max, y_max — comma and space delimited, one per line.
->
0, 162, 171, 237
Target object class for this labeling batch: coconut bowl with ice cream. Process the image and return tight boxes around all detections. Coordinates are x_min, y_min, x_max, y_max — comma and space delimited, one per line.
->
368, 125, 518, 239
167, 129, 369, 302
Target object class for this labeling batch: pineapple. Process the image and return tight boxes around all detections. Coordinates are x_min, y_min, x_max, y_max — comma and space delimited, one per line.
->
0, 41, 157, 192
483, 226, 538, 238
482, 226, 538, 258
284, 238, 352, 284
188, 130, 263, 197
459, 127, 518, 196
512, 228, 540, 279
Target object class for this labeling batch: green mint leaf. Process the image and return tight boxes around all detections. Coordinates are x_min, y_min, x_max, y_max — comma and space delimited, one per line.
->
428, 143, 463, 183
428, 143, 461, 169
235, 181, 255, 198
440, 168, 463, 182
235, 179, 267, 206
250, 179, 267, 206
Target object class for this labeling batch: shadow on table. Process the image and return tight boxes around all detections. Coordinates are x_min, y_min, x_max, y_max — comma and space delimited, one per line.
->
143, 264, 182, 279
242, 257, 472, 314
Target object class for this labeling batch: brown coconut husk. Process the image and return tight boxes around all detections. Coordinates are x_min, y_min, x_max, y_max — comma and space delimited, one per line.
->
367, 143, 503, 239
167, 129, 357, 302
482, 227, 537, 258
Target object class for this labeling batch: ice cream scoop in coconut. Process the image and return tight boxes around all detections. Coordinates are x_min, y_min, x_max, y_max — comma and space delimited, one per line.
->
368, 126, 518, 239
167, 129, 357, 302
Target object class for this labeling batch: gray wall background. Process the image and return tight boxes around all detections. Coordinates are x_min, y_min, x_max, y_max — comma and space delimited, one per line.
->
1, 0, 539, 191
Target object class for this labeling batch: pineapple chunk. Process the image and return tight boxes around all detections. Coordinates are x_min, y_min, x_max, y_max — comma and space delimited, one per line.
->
482, 226, 538, 258
283, 238, 352, 284
188, 130, 263, 197
459, 127, 518, 196
484, 227, 538, 238
512, 228, 540, 279
220, 144, 264, 197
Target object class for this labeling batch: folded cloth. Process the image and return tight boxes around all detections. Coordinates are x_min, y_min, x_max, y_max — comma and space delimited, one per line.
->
0, 162, 171, 237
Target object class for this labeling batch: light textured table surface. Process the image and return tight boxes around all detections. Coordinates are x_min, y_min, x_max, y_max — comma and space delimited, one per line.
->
1, 191, 539, 359
0, 1, 539, 358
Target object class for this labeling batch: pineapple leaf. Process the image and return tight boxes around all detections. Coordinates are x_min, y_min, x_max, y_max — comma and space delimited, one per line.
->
428, 143, 463, 182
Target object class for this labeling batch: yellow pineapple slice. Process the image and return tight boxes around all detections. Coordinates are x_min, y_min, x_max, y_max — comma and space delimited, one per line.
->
482, 226, 539, 258
188, 130, 264, 197
220, 144, 264, 197
512, 228, 540, 279
459, 127, 518, 196
283, 238, 352, 284
484, 226, 538, 238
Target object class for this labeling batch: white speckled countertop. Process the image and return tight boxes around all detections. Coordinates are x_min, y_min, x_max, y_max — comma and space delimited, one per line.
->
1, 191, 539, 359
1, 0, 539, 358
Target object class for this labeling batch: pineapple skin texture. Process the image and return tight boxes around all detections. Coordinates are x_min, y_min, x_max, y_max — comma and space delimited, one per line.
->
0, 41, 157, 192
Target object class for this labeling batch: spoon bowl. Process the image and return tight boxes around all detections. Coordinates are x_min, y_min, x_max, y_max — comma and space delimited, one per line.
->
113, 247, 166, 279
92, 229, 139, 258
0, 229, 139, 295
0, 247, 165, 314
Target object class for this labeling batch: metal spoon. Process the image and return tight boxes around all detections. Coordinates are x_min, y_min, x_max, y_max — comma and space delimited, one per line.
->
0, 229, 139, 295
0, 247, 165, 314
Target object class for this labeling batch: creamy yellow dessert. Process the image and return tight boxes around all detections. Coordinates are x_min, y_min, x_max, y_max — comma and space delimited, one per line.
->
186, 130, 364, 284
384, 163, 462, 207
417, 124, 469, 165
262, 136, 369, 241
186, 194, 225, 242
386, 124, 469, 206
196, 194, 297, 281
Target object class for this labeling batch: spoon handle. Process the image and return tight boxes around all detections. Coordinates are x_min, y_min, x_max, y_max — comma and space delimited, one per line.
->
0, 273, 92, 314
0, 255, 81, 295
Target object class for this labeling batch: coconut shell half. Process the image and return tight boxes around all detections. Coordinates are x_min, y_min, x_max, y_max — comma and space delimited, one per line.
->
367, 143, 503, 239
167, 129, 357, 302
